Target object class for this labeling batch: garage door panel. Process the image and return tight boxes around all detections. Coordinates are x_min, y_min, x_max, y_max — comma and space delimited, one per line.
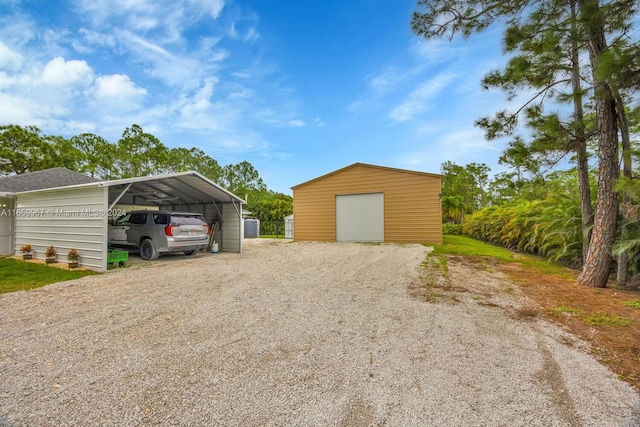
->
336, 193, 383, 242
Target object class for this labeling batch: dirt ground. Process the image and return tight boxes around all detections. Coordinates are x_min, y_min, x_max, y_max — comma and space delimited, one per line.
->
1, 239, 639, 426
496, 258, 640, 391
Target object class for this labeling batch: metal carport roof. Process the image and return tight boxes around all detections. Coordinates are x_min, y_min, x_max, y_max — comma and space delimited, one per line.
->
102, 171, 245, 208
11, 171, 245, 205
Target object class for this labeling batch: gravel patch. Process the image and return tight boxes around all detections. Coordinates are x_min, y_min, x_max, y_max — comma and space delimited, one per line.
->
1, 239, 639, 426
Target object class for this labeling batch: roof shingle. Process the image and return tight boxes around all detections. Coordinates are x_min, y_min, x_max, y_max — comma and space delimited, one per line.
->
0, 168, 100, 193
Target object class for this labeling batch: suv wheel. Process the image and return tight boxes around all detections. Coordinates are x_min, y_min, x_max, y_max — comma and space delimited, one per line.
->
184, 249, 198, 256
140, 239, 159, 260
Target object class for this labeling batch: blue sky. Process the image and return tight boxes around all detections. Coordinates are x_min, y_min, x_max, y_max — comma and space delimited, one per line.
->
0, 0, 514, 194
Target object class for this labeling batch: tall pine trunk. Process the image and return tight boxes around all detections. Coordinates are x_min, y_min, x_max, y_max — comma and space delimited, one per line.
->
570, 0, 593, 266
576, 0, 619, 288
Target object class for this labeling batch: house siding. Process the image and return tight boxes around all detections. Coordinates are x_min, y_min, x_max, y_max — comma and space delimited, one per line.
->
14, 186, 107, 270
292, 164, 442, 244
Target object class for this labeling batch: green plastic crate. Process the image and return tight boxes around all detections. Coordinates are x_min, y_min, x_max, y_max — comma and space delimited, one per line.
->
107, 250, 129, 265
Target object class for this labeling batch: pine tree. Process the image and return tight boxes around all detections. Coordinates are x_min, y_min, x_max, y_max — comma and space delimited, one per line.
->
413, 0, 638, 287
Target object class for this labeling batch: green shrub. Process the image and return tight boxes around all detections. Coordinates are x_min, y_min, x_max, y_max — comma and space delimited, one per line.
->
462, 195, 582, 266
442, 223, 463, 235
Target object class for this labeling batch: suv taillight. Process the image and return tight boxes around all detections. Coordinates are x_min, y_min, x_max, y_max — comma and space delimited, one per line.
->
164, 225, 174, 236
204, 225, 210, 236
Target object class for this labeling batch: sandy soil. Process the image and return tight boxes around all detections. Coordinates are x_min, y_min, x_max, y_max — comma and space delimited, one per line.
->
1, 239, 639, 426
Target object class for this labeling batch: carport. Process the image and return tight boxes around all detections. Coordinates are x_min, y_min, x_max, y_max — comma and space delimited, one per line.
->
12, 171, 245, 272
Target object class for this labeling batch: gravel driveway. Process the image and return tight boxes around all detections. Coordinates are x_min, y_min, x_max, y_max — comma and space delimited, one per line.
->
1, 239, 639, 426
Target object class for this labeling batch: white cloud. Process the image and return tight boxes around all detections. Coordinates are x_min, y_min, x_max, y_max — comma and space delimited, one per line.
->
436, 128, 502, 155
312, 117, 325, 127
0, 93, 53, 125
396, 127, 503, 173
66, 0, 231, 92
228, 87, 252, 99
41, 56, 93, 86
95, 74, 147, 99
71, 29, 118, 53
350, 62, 426, 114
410, 39, 467, 64
0, 55, 91, 126
171, 77, 247, 133
365, 66, 424, 96
195, 0, 226, 19
0, 42, 23, 71
75, 0, 226, 35
0, 0, 298, 163
113, 29, 228, 88
229, 20, 260, 43
367, 70, 398, 94
243, 27, 260, 42
347, 100, 365, 113
0, 13, 38, 49
389, 73, 456, 122
189, 77, 217, 110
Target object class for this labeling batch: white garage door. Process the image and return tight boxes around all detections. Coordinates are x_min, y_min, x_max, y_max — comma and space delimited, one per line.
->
336, 193, 384, 242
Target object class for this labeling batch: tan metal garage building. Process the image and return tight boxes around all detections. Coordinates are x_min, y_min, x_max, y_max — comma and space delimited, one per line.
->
291, 163, 443, 244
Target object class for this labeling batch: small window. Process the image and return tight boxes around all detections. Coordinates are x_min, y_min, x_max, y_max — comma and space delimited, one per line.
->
115, 213, 131, 226
130, 213, 148, 225
153, 213, 170, 225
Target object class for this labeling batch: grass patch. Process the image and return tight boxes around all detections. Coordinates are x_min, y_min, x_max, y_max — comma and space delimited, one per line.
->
410, 252, 460, 304
515, 256, 574, 278
436, 254, 448, 274
549, 306, 584, 316
432, 235, 574, 279
259, 235, 287, 239
623, 299, 640, 309
583, 311, 632, 327
431, 235, 515, 261
0, 258, 95, 294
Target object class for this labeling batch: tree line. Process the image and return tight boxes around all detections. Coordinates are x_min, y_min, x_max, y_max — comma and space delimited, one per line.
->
0, 124, 292, 225
413, 0, 640, 288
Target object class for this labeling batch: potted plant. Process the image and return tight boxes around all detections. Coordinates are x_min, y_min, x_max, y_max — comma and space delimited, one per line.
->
45, 246, 57, 264
67, 248, 80, 269
20, 244, 33, 260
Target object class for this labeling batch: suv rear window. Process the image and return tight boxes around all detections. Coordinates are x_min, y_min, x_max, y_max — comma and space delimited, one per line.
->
170, 215, 206, 226
153, 213, 170, 225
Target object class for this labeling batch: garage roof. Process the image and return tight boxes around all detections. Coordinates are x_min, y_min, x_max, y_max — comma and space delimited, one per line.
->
12, 171, 245, 206
291, 163, 443, 189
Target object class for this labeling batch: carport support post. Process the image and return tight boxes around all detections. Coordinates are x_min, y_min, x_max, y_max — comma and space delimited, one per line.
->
211, 200, 222, 218
104, 183, 131, 272
101, 187, 110, 271
108, 183, 133, 211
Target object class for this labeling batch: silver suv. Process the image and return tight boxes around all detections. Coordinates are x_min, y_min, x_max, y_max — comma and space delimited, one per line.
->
109, 210, 210, 260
